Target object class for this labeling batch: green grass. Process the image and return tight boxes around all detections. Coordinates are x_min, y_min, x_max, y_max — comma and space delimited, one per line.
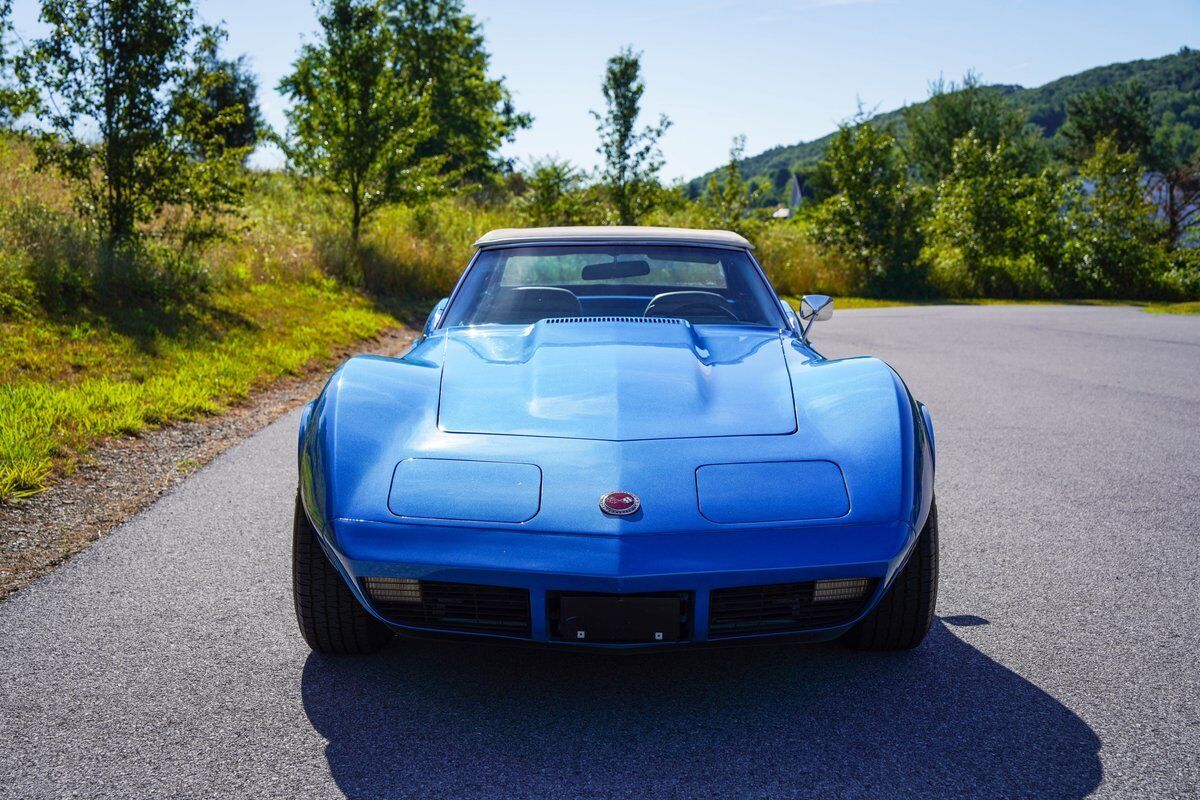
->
782, 296, 1176, 311
1145, 301, 1200, 314
0, 279, 399, 502
819, 297, 916, 310
780, 296, 918, 311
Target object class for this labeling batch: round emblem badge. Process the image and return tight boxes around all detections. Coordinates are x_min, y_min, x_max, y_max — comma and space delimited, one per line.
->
599, 491, 640, 516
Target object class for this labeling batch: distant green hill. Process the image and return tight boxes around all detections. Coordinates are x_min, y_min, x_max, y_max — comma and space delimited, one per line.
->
690, 47, 1200, 204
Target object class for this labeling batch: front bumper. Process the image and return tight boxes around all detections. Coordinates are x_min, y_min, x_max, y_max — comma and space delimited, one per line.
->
321, 517, 916, 648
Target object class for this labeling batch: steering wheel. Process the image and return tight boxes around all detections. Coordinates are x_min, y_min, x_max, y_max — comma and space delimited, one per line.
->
644, 291, 739, 322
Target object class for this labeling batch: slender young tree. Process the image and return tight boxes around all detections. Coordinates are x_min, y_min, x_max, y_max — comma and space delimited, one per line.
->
17, 0, 251, 250
705, 135, 763, 230
279, 0, 442, 251
592, 47, 671, 225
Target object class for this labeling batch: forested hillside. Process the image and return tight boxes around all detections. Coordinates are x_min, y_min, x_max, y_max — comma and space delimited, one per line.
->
690, 47, 1200, 204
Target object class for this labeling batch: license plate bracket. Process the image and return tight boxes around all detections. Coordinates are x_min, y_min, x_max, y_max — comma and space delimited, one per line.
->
556, 594, 684, 643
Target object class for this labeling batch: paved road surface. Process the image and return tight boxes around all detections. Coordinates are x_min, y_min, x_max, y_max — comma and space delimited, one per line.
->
2, 306, 1198, 799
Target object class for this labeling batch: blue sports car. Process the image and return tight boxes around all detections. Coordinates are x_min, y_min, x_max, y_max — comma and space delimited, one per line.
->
294, 227, 937, 653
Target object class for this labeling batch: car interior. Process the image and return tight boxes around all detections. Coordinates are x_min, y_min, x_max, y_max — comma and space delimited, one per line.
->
457, 250, 780, 326
486, 285, 745, 325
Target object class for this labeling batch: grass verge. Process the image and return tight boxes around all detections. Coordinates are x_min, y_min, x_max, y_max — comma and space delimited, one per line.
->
783, 296, 1180, 311
0, 279, 400, 503
1145, 301, 1200, 314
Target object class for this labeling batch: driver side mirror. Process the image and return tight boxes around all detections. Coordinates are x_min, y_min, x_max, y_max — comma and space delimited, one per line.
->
423, 297, 449, 338
797, 294, 833, 341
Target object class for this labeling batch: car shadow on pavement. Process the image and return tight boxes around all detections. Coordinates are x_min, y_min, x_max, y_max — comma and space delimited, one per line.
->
301, 618, 1101, 799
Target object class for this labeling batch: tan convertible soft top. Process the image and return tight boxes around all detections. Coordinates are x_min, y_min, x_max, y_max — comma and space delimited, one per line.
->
473, 226, 754, 250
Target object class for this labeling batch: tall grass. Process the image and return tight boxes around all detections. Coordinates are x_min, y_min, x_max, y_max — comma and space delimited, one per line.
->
746, 220, 856, 297
195, 163, 848, 304
229, 184, 846, 301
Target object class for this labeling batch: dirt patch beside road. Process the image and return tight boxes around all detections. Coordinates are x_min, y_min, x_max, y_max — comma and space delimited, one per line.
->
0, 327, 415, 601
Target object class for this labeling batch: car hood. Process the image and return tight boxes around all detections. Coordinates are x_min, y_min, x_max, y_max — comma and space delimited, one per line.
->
437, 319, 797, 441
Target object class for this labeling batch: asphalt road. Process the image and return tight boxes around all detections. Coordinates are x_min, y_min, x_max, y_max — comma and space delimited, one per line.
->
2, 305, 1198, 799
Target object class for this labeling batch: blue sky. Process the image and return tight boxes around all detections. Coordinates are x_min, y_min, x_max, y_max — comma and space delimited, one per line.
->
11, 0, 1199, 179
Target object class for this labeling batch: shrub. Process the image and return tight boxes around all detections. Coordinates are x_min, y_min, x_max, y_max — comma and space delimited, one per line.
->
1, 201, 95, 313
0, 251, 36, 318
0, 199, 212, 318
810, 119, 928, 296
520, 157, 586, 227
922, 133, 1059, 298
752, 220, 855, 297
1060, 138, 1169, 298
1158, 247, 1200, 299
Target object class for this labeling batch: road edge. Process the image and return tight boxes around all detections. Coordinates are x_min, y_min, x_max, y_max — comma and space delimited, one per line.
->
0, 326, 416, 601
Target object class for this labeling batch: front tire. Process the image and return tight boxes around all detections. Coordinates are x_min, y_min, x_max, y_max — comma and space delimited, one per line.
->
293, 492, 392, 654
844, 499, 939, 651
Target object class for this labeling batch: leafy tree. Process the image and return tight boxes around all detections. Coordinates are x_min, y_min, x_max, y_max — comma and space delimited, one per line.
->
770, 167, 793, 197
811, 117, 926, 296
922, 132, 1061, 297
0, 0, 32, 123
279, 0, 443, 251
592, 47, 671, 225
902, 72, 1042, 183
173, 40, 262, 157
797, 161, 835, 203
16, 0, 251, 250
1147, 121, 1200, 249
1061, 137, 1166, 297
705, 135, 762, 231
1064, 81, 1199, 249
385, 0, 530, 184
163, 31, 260, 250
521, 156, 585, 226
1061, 81, 1153, 164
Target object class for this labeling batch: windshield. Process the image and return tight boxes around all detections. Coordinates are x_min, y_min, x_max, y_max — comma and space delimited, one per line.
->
441, 245, 786, 327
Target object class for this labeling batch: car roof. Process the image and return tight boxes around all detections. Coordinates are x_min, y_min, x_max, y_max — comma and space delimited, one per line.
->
473, 226, 754, 250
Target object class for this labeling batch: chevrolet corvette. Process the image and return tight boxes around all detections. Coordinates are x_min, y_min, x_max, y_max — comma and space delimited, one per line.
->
294, 226, 937, 653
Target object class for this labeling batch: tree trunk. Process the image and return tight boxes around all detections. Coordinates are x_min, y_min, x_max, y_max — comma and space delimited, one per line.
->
1164, 174, 1179, 250
348, 192, 364, 285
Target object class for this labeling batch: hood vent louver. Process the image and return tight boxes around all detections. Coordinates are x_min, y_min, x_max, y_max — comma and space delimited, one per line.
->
545, 316, 683, 325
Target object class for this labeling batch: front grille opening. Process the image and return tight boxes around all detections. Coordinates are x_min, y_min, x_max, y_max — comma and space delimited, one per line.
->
708, 578, 877, 638
545, 316, 683, 325
363, 578, 531, 638
547, 590, 692, 643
